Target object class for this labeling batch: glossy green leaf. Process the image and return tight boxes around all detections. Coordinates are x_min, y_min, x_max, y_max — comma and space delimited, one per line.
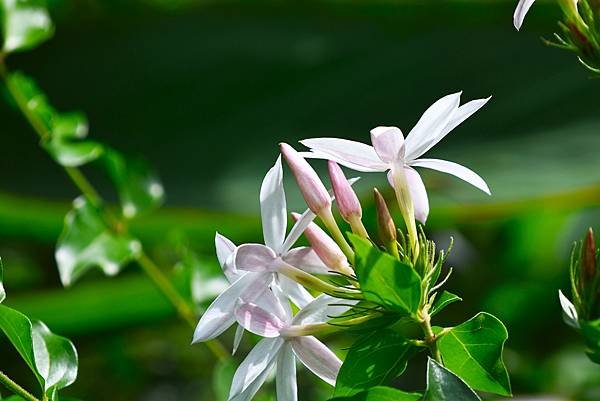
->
430, 291, 462, 317
0, 305, 78, 398
437, 312, 511, 396
0, 258, 5, 303
102, 149, 164, 219
56, 196, 141, 286
334, 329, 418, 397
329, 386, 422, 401
349, 234, 422, 315
423, 358, 481, 401
7, 73, 103, 167
580, 318, 600, 364
1, 0, 53, 53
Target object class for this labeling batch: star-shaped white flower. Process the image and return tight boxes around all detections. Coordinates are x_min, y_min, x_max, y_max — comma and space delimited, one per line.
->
300, 92, 491, 224
229, 293, 354, 401
192, 157, 330, 345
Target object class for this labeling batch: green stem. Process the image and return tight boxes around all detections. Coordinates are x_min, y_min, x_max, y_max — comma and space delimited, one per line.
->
320, 208, 355, 264
0, 59, 230, 361
0, 370, 41, 401
419, 310, 442, 364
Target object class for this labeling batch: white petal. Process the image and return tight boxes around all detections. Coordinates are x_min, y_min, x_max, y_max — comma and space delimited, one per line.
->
292, 294, 358, 326
232, 324, 245, 355
404, 93, 461, 161
291, 336, 341, 386
404, 167, 430, 224
409, 158, 491, 195
277, 274, 314, 308
559, 290, 579, 329
414, 97, 491, 160
370, 126, 405, 164
230, 337, 284, 398
514, 0, 536, 30
300, 138, 388, 172
192, 272, 270, 343
215, 232, 241, 282
276, 343, 298, 401
260, 156, 287, 253
282, 208, 317, 253
283, 247, 330, 275
235, 244, 278, 272
230, 360, 275, 401
235, 301, 286, 337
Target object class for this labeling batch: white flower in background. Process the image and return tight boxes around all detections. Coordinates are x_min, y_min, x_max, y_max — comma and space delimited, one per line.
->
230, 293, 354, 401
300, 92, 491, 225
513, 0, 579, 31
193, 157, 331, 345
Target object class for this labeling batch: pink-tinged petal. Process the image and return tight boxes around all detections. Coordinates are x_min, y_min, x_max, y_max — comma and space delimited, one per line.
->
299, 137, 388, 172
411, 97, 491, 161
409, 158, 491, 195
257, 285, 292, 322
235, 302, 286, 337
282, 208, 317, 253
232, 325, 245, 355
192, 272, 271, 344
291, 336, 341, 386
404, 167, 430, 224
260, 156, 287, 253
370, 126, 405, 164
280, 143, 331, 215
290, 212, 349, 274
215, 232, 240, 282
328, 161, 362, 221
292, 294, 358, 326
404, 92, 461, 161
276, 343, 298, 401
235, 243, 278, 272
283, 247, 330, 275
277, 275, 314, 308
229, 337, 284, 398
514, 0, 536, 30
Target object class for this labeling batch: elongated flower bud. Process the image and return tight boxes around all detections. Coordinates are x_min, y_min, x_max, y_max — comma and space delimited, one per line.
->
280, 143, 331, 215
374, 188, 399, 258
583, 227, 597, 286
328, 161, 361, 222
292, 212, 352, 275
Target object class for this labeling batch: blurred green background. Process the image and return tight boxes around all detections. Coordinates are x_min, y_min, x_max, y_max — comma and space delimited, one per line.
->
1, 0, 600, 400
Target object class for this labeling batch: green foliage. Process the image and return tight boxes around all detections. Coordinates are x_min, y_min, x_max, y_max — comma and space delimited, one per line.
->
56, 197, 141, 286
329, 386, 422, 401
0, 0, 53, 53
429, 291, 461, 317
436, 312, 511, 396
213, 359, 236, 401
334, 329, 418, 397
580, 318, 600, 364
102, 149, 164, 219
348, 234, 422, 316
423, 358, 480, 401
0, 305, 78, 400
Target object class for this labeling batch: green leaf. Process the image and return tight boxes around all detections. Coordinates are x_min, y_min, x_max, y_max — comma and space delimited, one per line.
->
348, 234, 422, 315
580, 318, 600, 364
7, 73, 103, 167
430, 291, 462, 317
423, 358, 481, 401
1, 0, 53, 53
56, 196, 141, 286
0, 258, 5, 303
0, 305, 78, 398
334, 329, 418, 397
329, 386, 422, 401
436, 312, 511, 396
102, 149, 164, 219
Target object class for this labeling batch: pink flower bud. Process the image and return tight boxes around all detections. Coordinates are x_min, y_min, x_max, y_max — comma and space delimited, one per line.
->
583, 227, 597, 286
292, 212, 351, 274
280, 143, 331, 215
374, 188, 397, 244
328, 161, 362, 222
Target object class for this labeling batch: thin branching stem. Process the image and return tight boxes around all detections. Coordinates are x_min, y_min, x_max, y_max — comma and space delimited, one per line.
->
0, 370, 41, 401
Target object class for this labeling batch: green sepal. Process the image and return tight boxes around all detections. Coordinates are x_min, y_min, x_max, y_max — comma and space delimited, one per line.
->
436, 312, 511, 396
348, 234, 422, 316
430, 291, 461, 317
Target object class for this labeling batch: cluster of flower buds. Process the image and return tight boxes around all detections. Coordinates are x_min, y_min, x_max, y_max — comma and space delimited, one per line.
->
559, 228, 600, 363
514, 0, 600, 73
192, 92, 491, 401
